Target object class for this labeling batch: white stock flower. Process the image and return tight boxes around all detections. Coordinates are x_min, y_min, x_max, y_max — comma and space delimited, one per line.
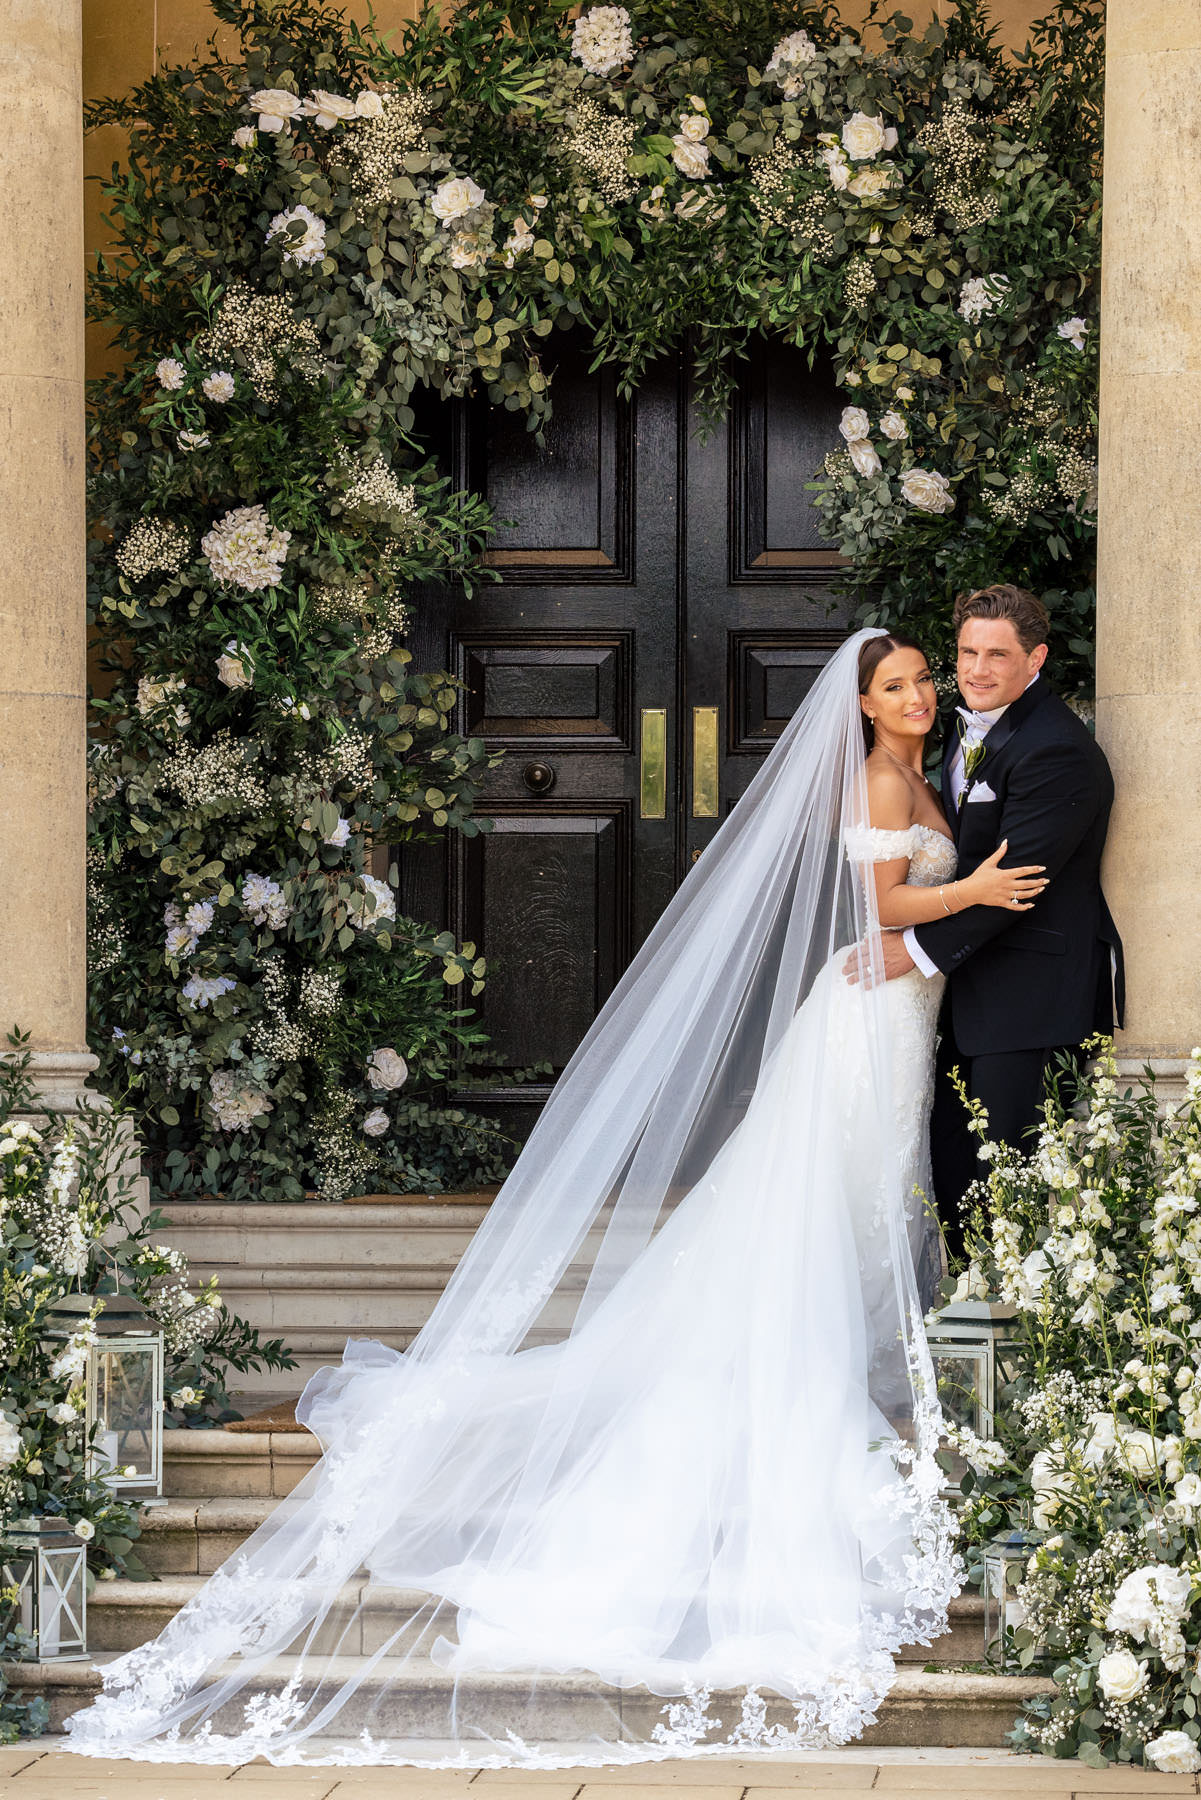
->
958, 274, 1011, 322
841, 111, 897, 161
72, 1518, 95, 1542
231, 124, 257, 149
266, 203, 327, 268
570, 5, 633, 77
848, 438, 882, 478
241, 874, 289, 930
48, 1401, 79, 1425
1029, 1448, 1074, 1528
1146, 1731, 1201, 1773
431, 176, 486, 224
202, 504, 290, 591
677, 113, 709, 144
818, 142, 850, 190
1175, 1471, 1201, 1510
879, 410, 908, 441
215, 639, 254, 689
0, 1415, 21, 1469
671, 136, 710, 178
838, 405, 871, 443
363, 1107, 390, 1138
202, 370, 236, 403
355, 89, 384, 119
156, 357, 186, 390
900, 468, 955, 513
1097, 1647, 1148, 1703
248, 88, 303, 133
303, 90, 359, 129
1057, 315, 1088, 350
764, 29, 817, 98
367, 1047, 409, 1091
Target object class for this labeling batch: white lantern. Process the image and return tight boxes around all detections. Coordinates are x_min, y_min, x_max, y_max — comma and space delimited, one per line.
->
982, 1529, 1039, 1670
45, 1291, 165, 1502
0, 1516, 88, 1660
925, 1297, 1017, 1438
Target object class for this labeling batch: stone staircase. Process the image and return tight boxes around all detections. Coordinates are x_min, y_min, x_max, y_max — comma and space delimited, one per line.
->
9, 1422, 1056, 1746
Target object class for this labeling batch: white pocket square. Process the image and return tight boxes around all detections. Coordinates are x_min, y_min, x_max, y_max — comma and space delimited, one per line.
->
967, 781, 997, 802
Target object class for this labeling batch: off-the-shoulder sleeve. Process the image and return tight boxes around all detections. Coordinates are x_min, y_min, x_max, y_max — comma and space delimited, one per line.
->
843, 824, 918, 863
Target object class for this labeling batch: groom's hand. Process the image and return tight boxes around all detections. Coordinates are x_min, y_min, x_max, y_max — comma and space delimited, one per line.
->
842, 931, 916, 988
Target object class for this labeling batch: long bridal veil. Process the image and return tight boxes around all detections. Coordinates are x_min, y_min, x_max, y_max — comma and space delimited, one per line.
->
64, 627, 959, 1769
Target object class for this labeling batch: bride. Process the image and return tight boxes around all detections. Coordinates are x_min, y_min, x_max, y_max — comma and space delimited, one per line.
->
62, 628, 1045, 1770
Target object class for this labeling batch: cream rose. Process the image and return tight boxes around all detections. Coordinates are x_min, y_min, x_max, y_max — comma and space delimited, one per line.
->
249, 88, 304, 133
231, 124, 257, 149
1097, 1647, 1148, 1704
1146, 1731, 1201, 1774
841, 110, 895, 161
355, 90, 384, 119
304, 90, 359, 129
1119, 1428, 1161, 1482
900, 467, 954, 514
367, 1047, 409, 1091
838, 405, 871, 443
847, 166, 894, 201
671, 136, 710, 178
879, 410, 908, 441
677, 113, 709, 143
216, 640, 254, 690
848, 439, 882, 478
363, 1107, 390, 1138
431, 175, 486, 224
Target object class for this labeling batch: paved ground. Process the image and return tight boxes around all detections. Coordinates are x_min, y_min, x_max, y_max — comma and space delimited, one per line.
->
1, 1744, 1197, 1799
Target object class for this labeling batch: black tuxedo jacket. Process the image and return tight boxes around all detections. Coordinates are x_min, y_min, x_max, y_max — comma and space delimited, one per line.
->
912, 680, 1125, 1057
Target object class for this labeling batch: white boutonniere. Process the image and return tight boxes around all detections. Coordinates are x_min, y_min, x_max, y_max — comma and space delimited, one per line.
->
957, 718, 987, 806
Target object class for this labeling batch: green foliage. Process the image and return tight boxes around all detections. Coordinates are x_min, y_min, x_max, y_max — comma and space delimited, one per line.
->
86, 0, 1101, 1203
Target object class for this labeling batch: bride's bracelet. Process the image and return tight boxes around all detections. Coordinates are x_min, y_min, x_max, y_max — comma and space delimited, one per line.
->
938, 882, 960, 915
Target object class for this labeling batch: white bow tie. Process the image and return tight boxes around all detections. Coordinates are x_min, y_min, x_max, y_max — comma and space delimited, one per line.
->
956, 702, 1007, 731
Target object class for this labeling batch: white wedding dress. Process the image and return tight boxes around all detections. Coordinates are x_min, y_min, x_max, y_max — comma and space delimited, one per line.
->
63, 633, 962, 1769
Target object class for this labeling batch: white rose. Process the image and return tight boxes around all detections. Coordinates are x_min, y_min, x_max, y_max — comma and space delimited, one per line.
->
0, 1415, 21, 1469
249, 88, 304, 133
1080, 1410, 1118, 1468
879, 410, 908, 441
363, 1107, 390, 1138
49, 1401, 78, 1425
838, 405, 871, 443
847, 166, 894, 201
216, 641, 254, 690
848, 438, 882, 478
232, 124, 257, 149
1176, 1472, 1201, 1508
1146, 1731, 1201, 1774
896, 384, 914, 401
203, 370, 236, 403
26, 1457, 43, 1476
355, 90, 384, 119
671, 136, 710, 178
367, 1047, 409, 1091
1119, 1428, 1161, 1482
1057, 315, 1088, 350
73, 1518, 95, 1542
841, 110, 890, 161
171, 1386, 200, 1408
677, 113, 709, 143
1097, 1647, 1148, 1704
304, 90, 359, 129
431, 175, 486, 224
324, 816, 351, 847
900, 467, 955, 514
156, 357, 186, 391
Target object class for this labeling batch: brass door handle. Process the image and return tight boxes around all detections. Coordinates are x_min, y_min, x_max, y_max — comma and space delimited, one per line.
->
692, 706, 719, 818
640, 708, 666, 819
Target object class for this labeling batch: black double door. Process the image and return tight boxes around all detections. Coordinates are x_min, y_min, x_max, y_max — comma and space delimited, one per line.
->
407, 333, 851, 1118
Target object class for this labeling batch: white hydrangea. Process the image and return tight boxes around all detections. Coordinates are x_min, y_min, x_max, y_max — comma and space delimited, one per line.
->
202, 370, 236, 403
202, 505, 290, 592
241, 874, 290, 930
183, 975, 237, 1010
764, 29, 817, 98
0, 1414, 21, 1469
265, 203, 327, 267
208, 1069, 273, 1132
1106, 1564, 1194, 1670
958, 274, 1011, 322
570, 5, 633, 77
156, 356, 186, 390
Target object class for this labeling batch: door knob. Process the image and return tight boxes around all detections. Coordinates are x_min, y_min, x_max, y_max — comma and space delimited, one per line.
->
522, 761, 557, 795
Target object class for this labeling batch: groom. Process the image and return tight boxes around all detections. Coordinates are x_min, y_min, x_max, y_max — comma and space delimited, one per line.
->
875, 584, 1124, 1261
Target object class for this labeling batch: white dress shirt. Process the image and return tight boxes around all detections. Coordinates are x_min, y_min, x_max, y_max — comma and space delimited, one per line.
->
903, 676, 1039, 979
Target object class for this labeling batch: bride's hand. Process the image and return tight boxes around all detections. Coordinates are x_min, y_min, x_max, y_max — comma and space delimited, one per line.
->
961, 840, 1048, 911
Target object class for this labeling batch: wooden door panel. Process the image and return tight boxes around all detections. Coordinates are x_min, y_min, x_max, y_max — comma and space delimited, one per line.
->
728, 631, 847, 750
457, 631, 633, 750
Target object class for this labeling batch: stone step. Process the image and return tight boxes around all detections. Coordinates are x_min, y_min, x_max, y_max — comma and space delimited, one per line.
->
163, 1427, 319, 1498
11, 1655, 1054, 1745
92, 1563, 988, 1667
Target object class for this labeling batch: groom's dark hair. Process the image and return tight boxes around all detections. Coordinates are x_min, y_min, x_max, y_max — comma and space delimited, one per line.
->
953, 583, 1050, 653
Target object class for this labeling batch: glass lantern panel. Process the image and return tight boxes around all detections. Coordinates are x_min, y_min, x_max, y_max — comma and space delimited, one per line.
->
41, 1544, 86, 1657
93, 1342, 157, 1480
0, 1553, 36, 1651
929, 1341, 991, 1437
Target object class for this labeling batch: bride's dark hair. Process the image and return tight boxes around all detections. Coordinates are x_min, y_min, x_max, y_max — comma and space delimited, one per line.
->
857, 631, 928, 753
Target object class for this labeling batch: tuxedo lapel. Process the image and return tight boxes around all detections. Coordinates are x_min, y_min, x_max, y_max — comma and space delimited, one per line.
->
939, 721, 957, 833
971, 677, 1050, 776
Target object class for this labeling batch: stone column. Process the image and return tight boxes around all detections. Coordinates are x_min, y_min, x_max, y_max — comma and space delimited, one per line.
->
0, 0, 96, 1108
1095, 0, 1201, 1098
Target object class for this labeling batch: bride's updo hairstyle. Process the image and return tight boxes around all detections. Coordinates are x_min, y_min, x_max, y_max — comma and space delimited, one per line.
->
857, 630, 927, 753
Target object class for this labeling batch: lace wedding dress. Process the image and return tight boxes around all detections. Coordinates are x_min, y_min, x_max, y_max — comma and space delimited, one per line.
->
63, 633, 962, 1770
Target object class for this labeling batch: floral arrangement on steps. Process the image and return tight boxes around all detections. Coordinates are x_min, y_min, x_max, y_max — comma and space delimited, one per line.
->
947, 1042, 1201, 1774
0, 1035, 294, 1682
86, 0, 1101, 1206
